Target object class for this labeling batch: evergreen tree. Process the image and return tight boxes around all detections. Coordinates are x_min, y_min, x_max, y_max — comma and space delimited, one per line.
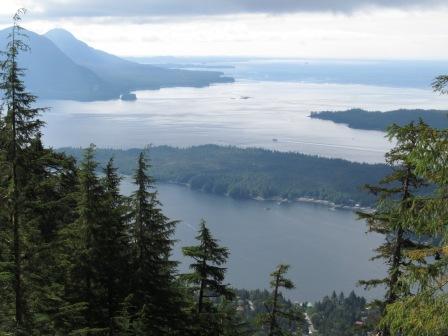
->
0, 9, 79, 334
310, 291, 369, 336
182, 219, 234, 313
98, 158, 132, 335
379, 121, 448, 335
257, 264, 306, 336
182, 219, 234, 335
357, 122, 429, 335
63, 144, 109, 334
216, 299, 253, 336
18, 136, 79, 334
128, 151, 183, 335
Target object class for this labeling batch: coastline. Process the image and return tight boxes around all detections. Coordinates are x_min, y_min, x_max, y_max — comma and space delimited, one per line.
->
153, 179, 373, 212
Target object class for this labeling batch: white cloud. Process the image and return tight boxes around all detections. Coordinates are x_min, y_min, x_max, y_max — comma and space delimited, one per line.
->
1, 2, 447, 60
1, 0, 447, 19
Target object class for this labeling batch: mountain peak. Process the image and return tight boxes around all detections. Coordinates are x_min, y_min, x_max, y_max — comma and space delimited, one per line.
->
45, 28, 78, 41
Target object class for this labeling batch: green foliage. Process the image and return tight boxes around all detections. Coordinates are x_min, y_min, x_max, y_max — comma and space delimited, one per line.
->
182, 219, 235, 335
257, 264, 306, 336
358, 122, 430, 319
60, 145, 391, 207
310, 291, 370, 336
127, 151, 185, 335
182, 220, 234, 312
382, 293, 448, 336
378, 122, 448, 334
0, 9, 76, 334
216, 299, 254, 336
361, 119, 448, 334
310, 108, 448, 131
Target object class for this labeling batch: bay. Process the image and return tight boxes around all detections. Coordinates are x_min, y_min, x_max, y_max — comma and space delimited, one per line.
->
121, 179, 385, 302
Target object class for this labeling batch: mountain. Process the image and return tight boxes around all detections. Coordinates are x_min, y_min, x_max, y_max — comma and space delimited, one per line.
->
0, 27, 234, 101
45, 28, 234, 92
0, 27, 119, 101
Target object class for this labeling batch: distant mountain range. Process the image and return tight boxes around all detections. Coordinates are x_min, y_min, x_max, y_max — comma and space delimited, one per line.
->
0, 28, 234, 101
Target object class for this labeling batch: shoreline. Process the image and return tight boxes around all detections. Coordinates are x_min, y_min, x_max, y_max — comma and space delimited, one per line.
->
154, 179, 373, 212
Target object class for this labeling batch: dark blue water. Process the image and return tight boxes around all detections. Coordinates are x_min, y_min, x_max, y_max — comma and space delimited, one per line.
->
121, 179, 385, 302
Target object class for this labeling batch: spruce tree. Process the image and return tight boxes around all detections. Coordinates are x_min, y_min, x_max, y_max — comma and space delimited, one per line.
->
257, 264, 306, 336
379, 121, 448, 335
182, 219, 234, 314
98, 158, 131, 335
128, 151, 183, 335
18, 136, 79, 334
64, 144, 109, 334
0, 9, 52, 333
182, 219, 234, 335
358, 122, 429, 334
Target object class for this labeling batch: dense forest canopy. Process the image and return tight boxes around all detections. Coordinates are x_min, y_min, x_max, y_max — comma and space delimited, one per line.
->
310, 291, 374, 336
60, 145, 390, 207
310, 108, 448, 131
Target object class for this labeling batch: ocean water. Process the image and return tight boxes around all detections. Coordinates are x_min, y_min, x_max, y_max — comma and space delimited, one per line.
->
41, 68, 448, 300
42, 81, 448, 163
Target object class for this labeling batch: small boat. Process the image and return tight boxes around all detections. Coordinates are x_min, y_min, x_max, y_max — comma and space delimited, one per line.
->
272, 138, 278, 142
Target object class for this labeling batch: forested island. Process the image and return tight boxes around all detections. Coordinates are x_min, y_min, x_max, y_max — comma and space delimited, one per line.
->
60, 145, 390, 207
3, 9, 448, 336
310, 108, 448, 131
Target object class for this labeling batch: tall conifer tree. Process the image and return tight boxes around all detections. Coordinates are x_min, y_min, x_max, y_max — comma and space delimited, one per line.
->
0, 9, 48, 332
358, 122, 429, 335
182, 219, 234, 314
67, 144, 109, 334
257, 264, 305, 336
100, 158, 131, 335
128, 151, 183, 335
182, 219, 234, 335
380, 121, 448, 335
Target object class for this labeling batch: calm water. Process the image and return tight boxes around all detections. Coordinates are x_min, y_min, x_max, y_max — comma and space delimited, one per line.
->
121, 179, 384, 302
42, 81, 448, 163
42, 78, 446, 301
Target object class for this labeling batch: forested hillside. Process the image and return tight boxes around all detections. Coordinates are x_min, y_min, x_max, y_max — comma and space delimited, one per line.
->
60, 145, 390, 207
309, 292, 374, 336
2, 9, 448, 336
310, 108, 448, 131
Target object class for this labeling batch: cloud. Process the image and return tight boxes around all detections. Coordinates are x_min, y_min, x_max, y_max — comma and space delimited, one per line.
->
3, 0, 448, 20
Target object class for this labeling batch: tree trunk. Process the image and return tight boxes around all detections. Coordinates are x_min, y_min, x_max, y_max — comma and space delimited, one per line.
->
268, 272, 280, 336
382, 167, 412, 336
11, 25, 23, 329
198, 255, 206, 313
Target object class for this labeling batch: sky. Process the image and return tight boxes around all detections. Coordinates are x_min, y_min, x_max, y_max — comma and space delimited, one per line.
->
0, 0, 448, 60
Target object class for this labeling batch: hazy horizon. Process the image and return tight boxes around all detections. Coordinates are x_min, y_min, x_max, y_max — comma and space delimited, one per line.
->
2, 0, 448, 60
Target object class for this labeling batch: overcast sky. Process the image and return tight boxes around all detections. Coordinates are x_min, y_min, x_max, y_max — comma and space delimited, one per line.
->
1, 0, 448, 59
